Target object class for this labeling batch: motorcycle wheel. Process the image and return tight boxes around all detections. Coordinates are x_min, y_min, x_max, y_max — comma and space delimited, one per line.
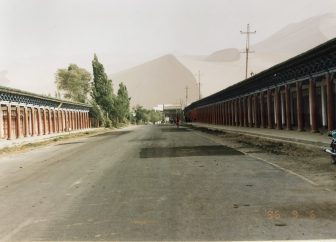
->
331, 156, 336, 165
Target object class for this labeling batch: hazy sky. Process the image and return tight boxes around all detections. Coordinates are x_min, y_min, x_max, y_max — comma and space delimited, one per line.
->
0, 0, 336, 94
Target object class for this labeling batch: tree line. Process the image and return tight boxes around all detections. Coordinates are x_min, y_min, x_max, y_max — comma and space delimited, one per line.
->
55, 54, 130, 127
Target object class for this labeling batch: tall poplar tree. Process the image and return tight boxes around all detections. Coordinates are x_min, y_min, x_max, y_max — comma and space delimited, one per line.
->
115, 82, 131, 123
91, 54, 115, 122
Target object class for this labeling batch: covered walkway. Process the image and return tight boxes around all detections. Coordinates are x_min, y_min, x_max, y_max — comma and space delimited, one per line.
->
0, 86, 91, 141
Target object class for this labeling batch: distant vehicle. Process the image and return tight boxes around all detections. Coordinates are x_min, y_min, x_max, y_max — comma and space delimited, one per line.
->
324, 130, 336, 164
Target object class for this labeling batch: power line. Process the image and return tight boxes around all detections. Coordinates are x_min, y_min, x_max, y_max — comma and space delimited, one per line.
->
240, 24, 256, 79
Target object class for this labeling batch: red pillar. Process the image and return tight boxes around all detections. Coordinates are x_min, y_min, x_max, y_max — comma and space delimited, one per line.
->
53, 109, 57, 133
248, 95, 253, 127
31, 108, 36, 136
37, 108, 41, 135
296, 81, 304, 131
275, 87, 282, 130
238, 98, 241, 126
260, 92, 265, 128
43, 109, 47, 135
235, 99, 238, 126
243, 97, 248, 127
230, 100, 234, 126
7, 105, 12, 140
285, 85, 292, 130
48, 109, 52, 133
327, 74, 334, 131
24, 107, 28, 137
254, 94, 259, 128
309, 79, 318, 132
16, 106, 21, 138
267, 90, 273, 129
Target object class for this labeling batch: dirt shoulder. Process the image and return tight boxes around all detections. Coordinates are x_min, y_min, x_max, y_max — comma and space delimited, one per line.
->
188, 125, 336, 191
0, 128, 112, 157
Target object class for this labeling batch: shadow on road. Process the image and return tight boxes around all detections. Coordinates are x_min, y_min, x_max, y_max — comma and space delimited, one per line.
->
140, 145, 243, 158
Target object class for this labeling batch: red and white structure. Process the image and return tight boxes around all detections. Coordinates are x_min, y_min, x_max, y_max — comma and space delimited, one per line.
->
185, 38, 336, 133
0, 86, 91, 140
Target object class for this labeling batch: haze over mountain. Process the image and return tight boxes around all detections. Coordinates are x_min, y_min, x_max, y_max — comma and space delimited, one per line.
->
110, 13, 336, 108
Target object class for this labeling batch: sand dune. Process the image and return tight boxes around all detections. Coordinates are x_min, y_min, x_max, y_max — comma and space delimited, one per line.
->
111, 55, 199, 108
205, 48, 241, 62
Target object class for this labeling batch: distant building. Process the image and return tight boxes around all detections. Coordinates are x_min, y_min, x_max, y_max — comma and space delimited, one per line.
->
162, 104, 182, 123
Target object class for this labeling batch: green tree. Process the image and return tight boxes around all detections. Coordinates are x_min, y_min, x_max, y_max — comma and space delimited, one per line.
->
115, 82, 131, 123
149, 110, 162, 124
91, 54, 115, 126
134, 105, 148, 124
55, 64, 91, 103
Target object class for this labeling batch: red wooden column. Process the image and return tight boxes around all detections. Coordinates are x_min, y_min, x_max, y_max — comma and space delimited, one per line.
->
218, 104, 221, 125
65, 111, 69, 131
72, 111, 75, 130
80, 109, 83, 129
7, 105, 12, 140
71, 111, 74, 130
31, 107, 36, 136
43, 108, 47, 135
260, 92, 265, 128
238, 98, 242, 127
267, 90, 273, 129
275, 88, 282, 130
59, 110, 63, 132
248, 95, 253, 127
309, 79, 318, 132
228, 101, 231, 125
285, 85, 292, 130
231, 101, 234, 126
37, 108, 41, 136
327, 74, 334, 131
79, 111, 83, 129
49, 109, 54, 134
62, 110, 66, 131
73, 111, 76, 130
254, 94, 259, 128
69, 111, 72, 130
215, 105, 218, 125
235, 99, 238, 126
222, 103, 225, 125
24, 107, 29, 137
16, 106, 21, 138
76, 111, 79, 129
53, 109, 58, 133
296, 81, 304, 131
243, 97, 247, 127
223, 102, 227, 125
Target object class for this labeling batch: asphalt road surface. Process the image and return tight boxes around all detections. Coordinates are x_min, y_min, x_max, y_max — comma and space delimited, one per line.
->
0, 125, 335, 241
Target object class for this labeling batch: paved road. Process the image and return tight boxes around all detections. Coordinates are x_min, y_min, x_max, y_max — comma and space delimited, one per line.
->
0, 125, 335, 241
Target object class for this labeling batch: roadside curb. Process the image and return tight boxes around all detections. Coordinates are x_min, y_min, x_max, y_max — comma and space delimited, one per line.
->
184, 123, 330, 149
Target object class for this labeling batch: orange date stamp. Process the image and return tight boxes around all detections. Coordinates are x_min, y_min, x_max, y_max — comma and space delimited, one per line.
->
265, 209, 316, 220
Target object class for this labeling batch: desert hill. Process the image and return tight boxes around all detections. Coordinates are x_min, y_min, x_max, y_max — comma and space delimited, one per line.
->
111, 55, 199, 109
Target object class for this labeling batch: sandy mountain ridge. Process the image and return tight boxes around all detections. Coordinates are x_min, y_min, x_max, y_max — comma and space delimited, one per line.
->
111, 13, 336, 109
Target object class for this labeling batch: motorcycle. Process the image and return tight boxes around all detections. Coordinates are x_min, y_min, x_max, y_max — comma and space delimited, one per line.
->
324, 130, 336, 164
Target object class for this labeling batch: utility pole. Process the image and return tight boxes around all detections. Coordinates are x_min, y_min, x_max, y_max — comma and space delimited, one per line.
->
240, 24, 256, 79
194, 70, 201, 100
185, 86, 188, 106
